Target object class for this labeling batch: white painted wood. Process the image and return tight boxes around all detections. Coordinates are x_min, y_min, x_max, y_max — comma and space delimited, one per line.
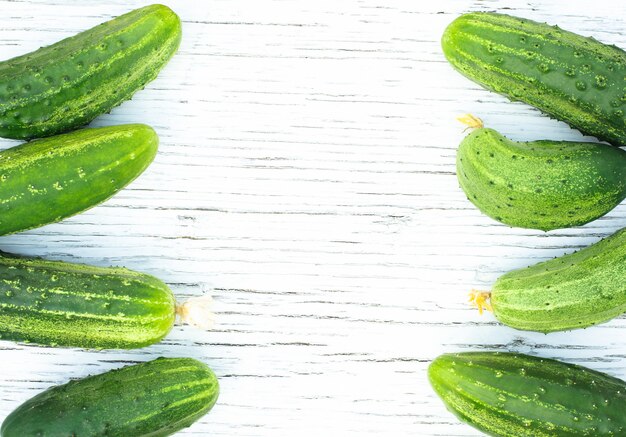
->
0, 0, 625, 435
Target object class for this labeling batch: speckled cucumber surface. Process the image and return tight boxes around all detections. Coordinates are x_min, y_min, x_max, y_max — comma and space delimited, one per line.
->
0, 123, 158, 236
443, 12, 626, 146
429, 352, 626, 437
0, 358, 219, 437
0, 4, 181, 140
0, 250, 176, 349
457, 128, 626, 231
488, 226, 626, 333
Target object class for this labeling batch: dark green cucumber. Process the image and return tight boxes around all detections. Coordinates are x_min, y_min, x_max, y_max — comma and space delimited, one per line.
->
1, 357, 219, 437
457, 127, 626, 231
0, 251, 176, 349
429, 351, 626, 437
487, 227, 626, 332
443, 12, 626, 146
0, 123, 157, 236
0, 4, 181, 140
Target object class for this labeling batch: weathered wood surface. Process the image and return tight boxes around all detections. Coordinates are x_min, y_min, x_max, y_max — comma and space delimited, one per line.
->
0, 0, 625, 435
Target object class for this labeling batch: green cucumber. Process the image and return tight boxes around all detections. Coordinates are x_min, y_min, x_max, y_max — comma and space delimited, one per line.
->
1, 357, 219, 437
0, 251, 176, 349
0, 4, 181, 140
474, 226, 626, 332
442, 12, 626, 146
429, 351, 626, 437
457, 127, 626, 231
0, 123, 157, 236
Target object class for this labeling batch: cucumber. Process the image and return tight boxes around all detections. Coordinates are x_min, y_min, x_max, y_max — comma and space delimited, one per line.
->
429, 351, 626, 437
0, 251, 176, 349
457, 127, 626, 231
1, 357, 219, 437
473, 226, 626, 333
0, 4, 181, 140
0, 123, 157, 236
442, 12, 626, 146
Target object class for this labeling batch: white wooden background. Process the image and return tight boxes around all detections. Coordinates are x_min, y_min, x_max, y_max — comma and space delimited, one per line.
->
1, 1, 626, 436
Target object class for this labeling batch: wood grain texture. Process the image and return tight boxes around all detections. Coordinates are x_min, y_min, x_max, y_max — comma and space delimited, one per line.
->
1, 0, 626, 435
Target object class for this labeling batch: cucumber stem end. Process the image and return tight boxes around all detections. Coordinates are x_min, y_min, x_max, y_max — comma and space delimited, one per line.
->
457, 114, 484, 132
176, 295, 215, 330
469, 289, 492, 315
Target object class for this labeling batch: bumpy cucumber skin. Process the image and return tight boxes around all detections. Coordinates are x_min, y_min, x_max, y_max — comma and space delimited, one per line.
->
0, 4, 181, 140
1, 357, 219, 437
457, 128, 626, 231
429, 352, 626, 437
0, 123, 157, 236
0, 251, 175, 349
443, 12, 626, 146
492, 227, 626, 332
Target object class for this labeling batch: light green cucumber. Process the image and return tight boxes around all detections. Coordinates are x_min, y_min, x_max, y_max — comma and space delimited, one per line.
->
0, 251, 176, 349
0, 123, 157, 236
457, 127, 626, 231
443, 12, 626, 146
429, 351, 626, 436
1, 357, 219, 437
0, 4, 181, 139
476, 226, 626, 332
